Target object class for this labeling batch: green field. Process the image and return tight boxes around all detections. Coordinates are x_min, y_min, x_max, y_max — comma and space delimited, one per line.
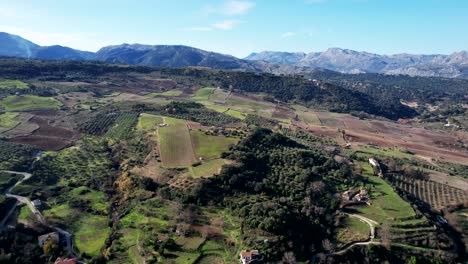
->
0, 95, 62, 111
70, 186, 108, 213
226, 98, 271, 111
105, 112, 138, 140
190, 130, 238, 159
204, 104, 246, 120
189, 159, 228, 178
0, 112, 20, 128
359, 146, 414, 159
158, 117, 196, 167
148, 89, 183, 97
353, 175, 416, 224
18, 205, 32, 222
335, 215, 370, 246
193, 87, 216, 100
0, 80, 28, 89
137, 113, 163, 130
73, 215, 110, 257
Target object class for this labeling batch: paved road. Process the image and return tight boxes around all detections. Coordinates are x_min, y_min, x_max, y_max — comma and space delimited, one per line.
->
0, 169, 74, 256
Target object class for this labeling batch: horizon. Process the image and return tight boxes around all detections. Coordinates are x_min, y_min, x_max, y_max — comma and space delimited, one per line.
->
1, 0, 468, 57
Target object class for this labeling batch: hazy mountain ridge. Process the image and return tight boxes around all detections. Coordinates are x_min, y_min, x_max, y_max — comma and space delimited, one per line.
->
246, 48, 468, 78
1, 31, 468, 78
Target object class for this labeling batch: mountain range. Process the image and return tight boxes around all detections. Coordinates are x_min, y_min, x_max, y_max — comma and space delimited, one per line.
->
1, 32, 467, 79
245, 49, 468, 78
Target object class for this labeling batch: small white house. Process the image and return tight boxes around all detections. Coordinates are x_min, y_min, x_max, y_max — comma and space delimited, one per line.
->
369, 158, 379, 167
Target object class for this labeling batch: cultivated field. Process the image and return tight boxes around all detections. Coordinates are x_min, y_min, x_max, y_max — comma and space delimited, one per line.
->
137, 113, 163, 130
190, 130, 238, 160
0, 95, 62, 111
158, 117, 196, 167
392, 175, 468, 209
0, 80, 28, 89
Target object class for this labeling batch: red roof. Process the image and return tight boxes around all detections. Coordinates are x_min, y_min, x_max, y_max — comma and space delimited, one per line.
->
240, 250, 259, 258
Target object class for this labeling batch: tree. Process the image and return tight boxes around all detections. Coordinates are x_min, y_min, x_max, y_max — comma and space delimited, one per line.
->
322, 239, 335, 253
43, 237, 59, 257
380, 222, 391, 249
282, 251, 297, 264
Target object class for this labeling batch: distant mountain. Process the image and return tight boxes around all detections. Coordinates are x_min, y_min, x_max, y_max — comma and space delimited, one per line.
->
1, 32, 467, 79
0, 32, 93, 60
245, 48, 468, 78
33, 45, 94, 60
0, 32, 39, 58
94, 44, 261, 70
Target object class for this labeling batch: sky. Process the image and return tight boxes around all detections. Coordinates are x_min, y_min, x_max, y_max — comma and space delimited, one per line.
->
0, 0, 467, 58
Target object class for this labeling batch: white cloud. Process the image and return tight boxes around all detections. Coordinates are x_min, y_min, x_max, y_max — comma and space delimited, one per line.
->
202, 1, 256, 16
281, 32, 297, 38
223, 1, 256, 15
213, 20, 242, 30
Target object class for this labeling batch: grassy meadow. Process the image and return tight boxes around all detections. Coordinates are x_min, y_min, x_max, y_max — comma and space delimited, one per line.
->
0, 95, 62, 111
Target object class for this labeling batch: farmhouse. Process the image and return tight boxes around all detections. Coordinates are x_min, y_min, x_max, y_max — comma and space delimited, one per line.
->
239, 249, 261, 264
38, 232, 59, 247
369, 158, 379, 167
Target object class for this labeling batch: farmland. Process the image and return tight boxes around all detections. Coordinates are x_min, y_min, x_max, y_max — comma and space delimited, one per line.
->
137, 113, 163, 130
158, 117, 196, 167
190, 130, 238, 160
0, 80, 28, 89
391, 175, 468, 209
0, 112, 20, 129
0, 95, 62, 111
193, 87, 216, 100
105, 112, 138, 140
0, 59, 465, 264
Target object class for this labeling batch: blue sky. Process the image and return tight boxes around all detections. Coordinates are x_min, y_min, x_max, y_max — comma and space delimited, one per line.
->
0, 0, 467, 57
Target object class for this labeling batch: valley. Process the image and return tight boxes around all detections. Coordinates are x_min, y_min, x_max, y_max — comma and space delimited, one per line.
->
0, 59, 466, 264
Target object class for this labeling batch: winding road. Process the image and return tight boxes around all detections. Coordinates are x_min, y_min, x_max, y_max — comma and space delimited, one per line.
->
311, 213, 379, 263
0, 166, 74, 256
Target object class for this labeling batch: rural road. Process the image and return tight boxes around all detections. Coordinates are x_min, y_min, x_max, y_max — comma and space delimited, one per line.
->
0, 167, 74, 256
311, 213, 379, 263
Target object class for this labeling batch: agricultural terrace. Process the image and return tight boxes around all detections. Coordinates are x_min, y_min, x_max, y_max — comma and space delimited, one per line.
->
352, 162, 416, 224
0, 95, 62, 111
0, 112, 20, 129
137, 113, 163, 130
158, 117, 196, 167
0, 80, 28, 89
